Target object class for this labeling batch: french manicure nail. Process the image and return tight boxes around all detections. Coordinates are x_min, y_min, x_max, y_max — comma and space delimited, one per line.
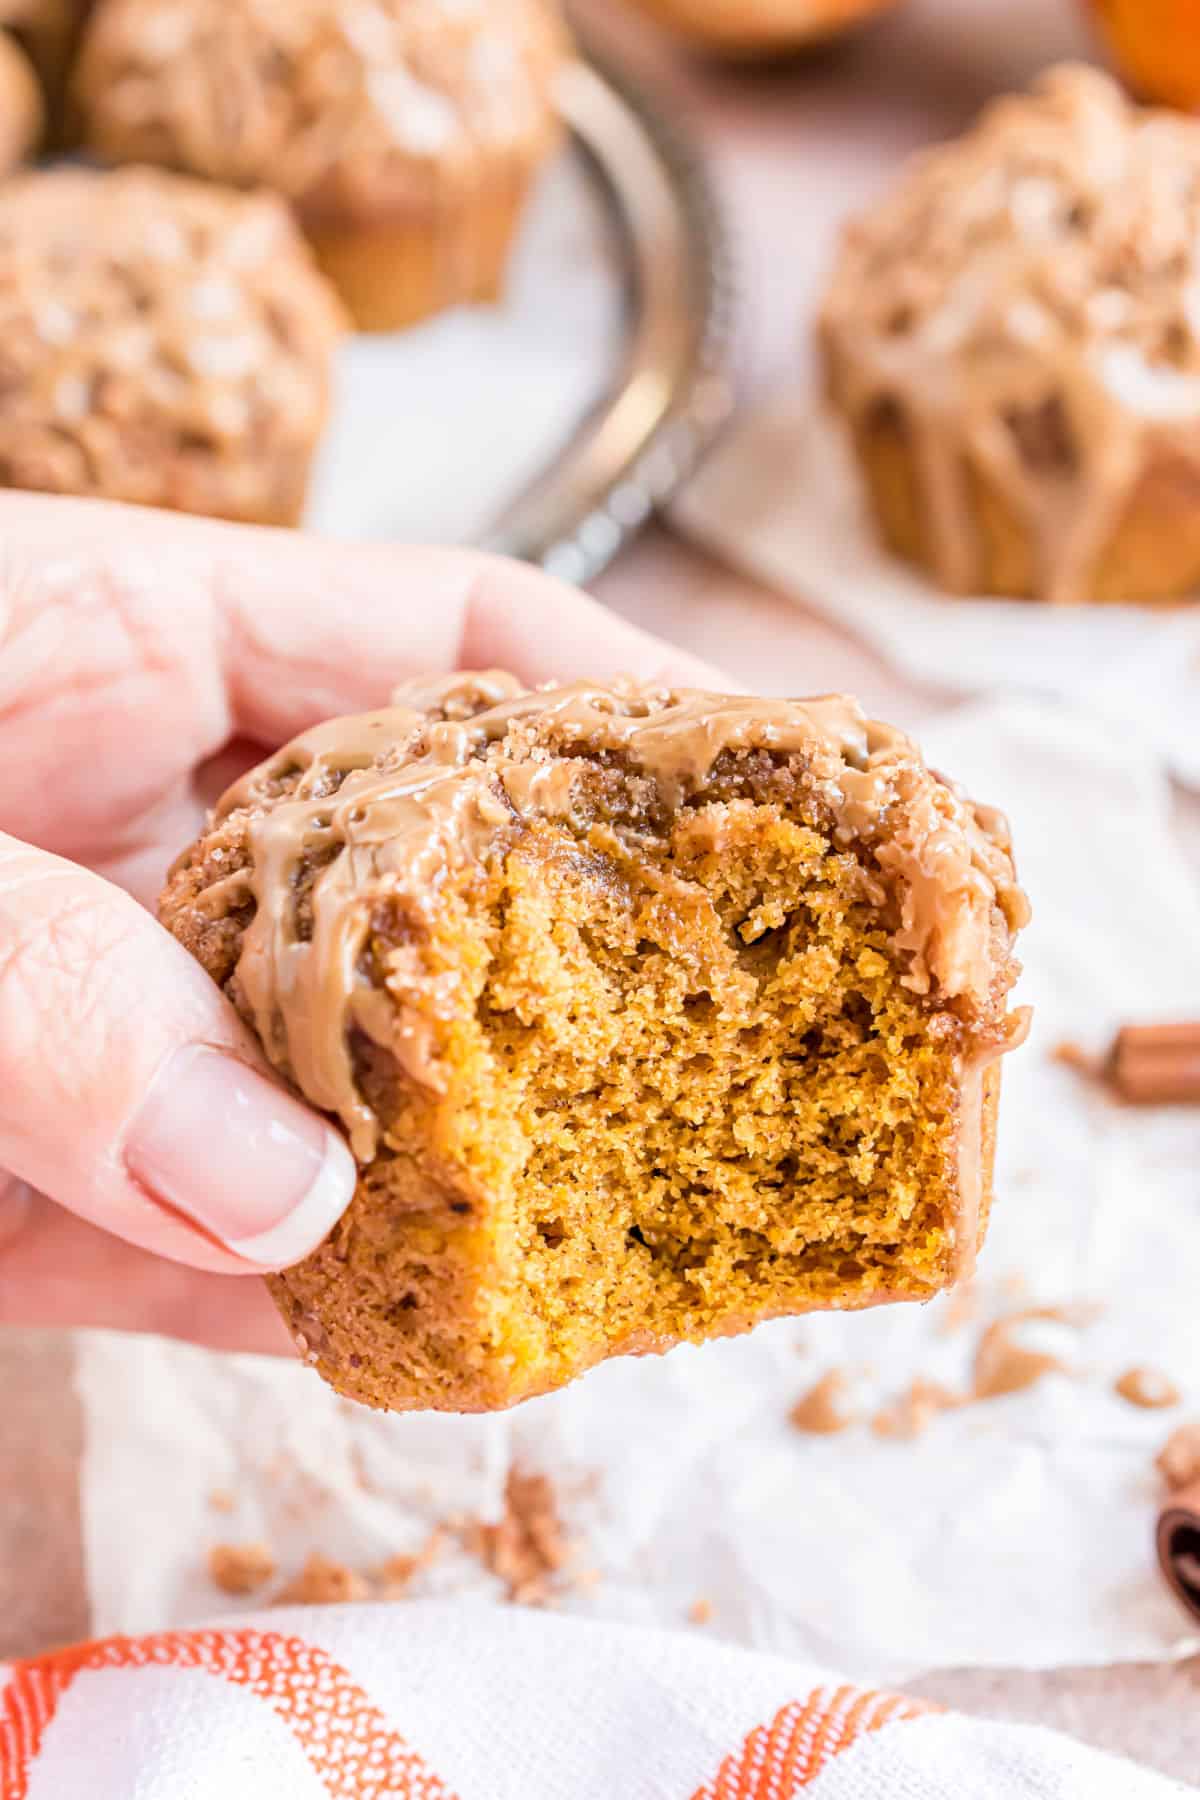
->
0, 1176, 33, 1254
126, 1045, 356, 1268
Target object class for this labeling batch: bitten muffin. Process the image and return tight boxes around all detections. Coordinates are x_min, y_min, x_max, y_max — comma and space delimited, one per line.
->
0, 29, 44, 167
73, 0, 566, 332
0, 165, 344, 523
821, 65, 1200, 604
625, 0, 897, 58
160, 672, 1030, 1414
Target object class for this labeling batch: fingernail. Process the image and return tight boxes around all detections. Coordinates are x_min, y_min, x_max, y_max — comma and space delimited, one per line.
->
0, 1177, 33, 1253
126, 1045, 357, 1268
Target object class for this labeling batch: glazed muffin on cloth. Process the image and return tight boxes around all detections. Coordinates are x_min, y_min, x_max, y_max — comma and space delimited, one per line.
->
160, 672, 1030, 1414
821, 64, 1200, 604
73, 0, 567, 331
0, 165, 345, 524
0, 27, 43, 166
625, 0, 897, 58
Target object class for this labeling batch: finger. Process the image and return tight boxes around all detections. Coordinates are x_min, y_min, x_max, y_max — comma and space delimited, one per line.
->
89, 740, 262, 905
0, 496, 230, 857
88, 782, 211, 911
0, 832, 357, 1276
0, 1178, 293, 1353
222, 542, 733, 742
0, 494, 730, 848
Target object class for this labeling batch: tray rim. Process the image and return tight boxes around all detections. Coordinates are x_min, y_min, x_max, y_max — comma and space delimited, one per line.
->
480, 36, 738, 587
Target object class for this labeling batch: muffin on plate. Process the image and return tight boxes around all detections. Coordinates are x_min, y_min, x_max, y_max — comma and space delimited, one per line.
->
0, 28, 43, 167
625, 0, 897, 58
821, 65, 1200, 604
0, 165, 345, 524
160, 671, 1029, 1413
73, 0, 567, 332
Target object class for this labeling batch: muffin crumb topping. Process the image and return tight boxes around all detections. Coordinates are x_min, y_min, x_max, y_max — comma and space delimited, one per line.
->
822, 65, 1200, 602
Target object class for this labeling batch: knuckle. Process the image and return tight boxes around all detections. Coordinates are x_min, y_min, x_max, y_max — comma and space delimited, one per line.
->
0, 852, 141, 1088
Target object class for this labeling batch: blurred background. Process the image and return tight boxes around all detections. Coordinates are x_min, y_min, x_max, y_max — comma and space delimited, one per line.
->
3, 0, 1200, 1785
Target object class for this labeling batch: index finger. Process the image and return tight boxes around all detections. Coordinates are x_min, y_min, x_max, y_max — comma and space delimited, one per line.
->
0, 492, 732, 751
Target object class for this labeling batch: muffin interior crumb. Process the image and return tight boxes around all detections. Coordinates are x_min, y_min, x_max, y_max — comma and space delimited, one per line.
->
343, 764, 979, 1399
208, 1540, 277, 1597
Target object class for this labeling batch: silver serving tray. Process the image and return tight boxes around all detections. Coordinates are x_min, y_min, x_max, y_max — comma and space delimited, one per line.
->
305, 45, 734, 578
480, 49, 736, 585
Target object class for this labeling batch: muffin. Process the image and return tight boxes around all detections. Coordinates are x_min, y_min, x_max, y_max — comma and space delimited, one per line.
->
0, 165, 345, 524
72, 0, 567, 332
626, 0, 898, 58
821, 65, 1200, 604
160, 672, 1030, 1414
0, 28, 42, 166
0, 1, 90, 139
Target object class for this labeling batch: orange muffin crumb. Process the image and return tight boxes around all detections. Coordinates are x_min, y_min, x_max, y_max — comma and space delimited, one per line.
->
790, 1371, 857, 1435
209, 1541, 277, 1596
1115, 1366, 1181, 1410
275, 1552, 369, 1607
1158, 1422, 1200, 1491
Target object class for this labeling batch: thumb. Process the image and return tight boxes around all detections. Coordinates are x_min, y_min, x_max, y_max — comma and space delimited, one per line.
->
0, 832, 356, 1274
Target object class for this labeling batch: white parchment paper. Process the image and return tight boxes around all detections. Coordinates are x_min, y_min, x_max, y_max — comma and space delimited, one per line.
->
76, 699, 1200, 1682
671, 383, 1200, 789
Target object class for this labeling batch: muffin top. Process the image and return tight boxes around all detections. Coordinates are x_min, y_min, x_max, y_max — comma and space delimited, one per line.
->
163, 672, 1028, 1161
74, 0, 566, 220
0, 165, 345, 510
822, 65, 1200, 414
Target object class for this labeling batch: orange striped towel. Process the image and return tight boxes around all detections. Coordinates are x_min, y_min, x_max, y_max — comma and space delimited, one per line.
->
0, 1603, 1183, 1798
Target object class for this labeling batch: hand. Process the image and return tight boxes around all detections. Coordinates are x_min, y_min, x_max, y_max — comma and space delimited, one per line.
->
0, 492, 724, 1354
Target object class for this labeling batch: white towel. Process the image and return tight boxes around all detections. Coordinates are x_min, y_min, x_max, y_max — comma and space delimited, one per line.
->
1, 1603, 1187, 1799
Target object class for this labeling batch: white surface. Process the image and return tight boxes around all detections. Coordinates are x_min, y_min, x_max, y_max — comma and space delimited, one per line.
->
305, 153, 623, 545
12, 1604, 1186, 1799
76, 700, 1200, 1683
672, 384, 1200, 787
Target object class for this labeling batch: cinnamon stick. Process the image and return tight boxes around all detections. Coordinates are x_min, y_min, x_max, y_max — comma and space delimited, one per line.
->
1157, 1479, 1200, 1625
1105, 1022, 1200, 1105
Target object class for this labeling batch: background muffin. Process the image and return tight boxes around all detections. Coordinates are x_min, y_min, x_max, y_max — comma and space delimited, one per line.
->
0, 165, 345, 523
73, 0, 567, 332
623, 0, 898, 59
821, 65, 1200, 605
0, 28, 43, 168
0, 0, 89, 140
